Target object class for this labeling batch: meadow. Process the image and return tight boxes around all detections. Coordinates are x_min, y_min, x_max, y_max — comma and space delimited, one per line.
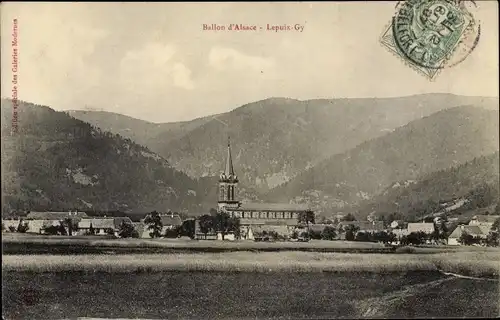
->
3, 249, 500, 278
3, 233, 499, 319
2, 233, 396, 254
3, 269, 498, 319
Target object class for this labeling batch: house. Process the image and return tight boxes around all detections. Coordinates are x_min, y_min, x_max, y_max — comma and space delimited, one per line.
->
391, 228, 409, 242
159, 213, 183, 229
78, 217, 132, 236
27, 220, 63, 234
137, 213, 183, 238
407, 223, 435, 235
469, 215, 500, 226
2, 219, 21, 232
448, 225, 487, 245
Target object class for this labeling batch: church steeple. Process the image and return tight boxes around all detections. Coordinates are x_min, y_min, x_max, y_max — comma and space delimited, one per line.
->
225, 137, 235, 178
219, 136, 238, 183
218, 136, 239, 210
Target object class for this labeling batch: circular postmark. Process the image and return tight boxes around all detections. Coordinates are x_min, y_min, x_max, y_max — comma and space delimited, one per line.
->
391, 0, 480, 72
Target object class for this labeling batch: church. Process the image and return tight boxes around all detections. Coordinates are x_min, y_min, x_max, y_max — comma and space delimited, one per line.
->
217, 138, 312, 240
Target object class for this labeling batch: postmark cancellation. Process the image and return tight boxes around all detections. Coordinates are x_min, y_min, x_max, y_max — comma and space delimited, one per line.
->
380, 0, 481, 80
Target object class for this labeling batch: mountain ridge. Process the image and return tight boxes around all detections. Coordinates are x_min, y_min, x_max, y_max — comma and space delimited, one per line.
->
268, 105, 499, 214
1, 99, 213, 214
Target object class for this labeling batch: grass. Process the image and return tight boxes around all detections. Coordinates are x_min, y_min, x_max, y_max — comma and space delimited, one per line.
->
2, 233, 384, 248
2, 233, 399, 254
3, 250, 499, 278
8, 269, 495, 319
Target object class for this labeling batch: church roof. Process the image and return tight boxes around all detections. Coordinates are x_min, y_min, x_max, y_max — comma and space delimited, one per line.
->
230, 202, 310, 212
239, 218, 298, 226
225, 137, 235, 177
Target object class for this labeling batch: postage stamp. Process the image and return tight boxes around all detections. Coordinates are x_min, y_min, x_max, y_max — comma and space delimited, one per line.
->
380, 0, 481, 80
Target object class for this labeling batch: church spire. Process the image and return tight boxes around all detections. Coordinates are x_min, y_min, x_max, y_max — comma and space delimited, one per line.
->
225, 136, 235, 177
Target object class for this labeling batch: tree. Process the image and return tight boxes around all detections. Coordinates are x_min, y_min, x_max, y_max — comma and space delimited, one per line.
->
342, 213, 357, 222
198, 214, 215, 237
321, 226, 337, 240
164, 227, 180, 238
344, 225, 359, 241
88, 223, 95, 235
298, 210, 315, 225
144, 211, 163, 238
209, 208, 218, 216
227, 216, 241, 239
179, 219, 196, 239
387, 232, 397, 244
401, 232, 427, 246
486, 231, 499, 247
309, 229, 322, 240
373, 231, 390, 244
214, 212, 240, 240
17, 220, 29, 233
43, 225, 60, 235
492, 218, 500, 232
458, 232, 475, 246
61, 218, 78, 236
8, 226, 16, 232
118, 220, 139, 238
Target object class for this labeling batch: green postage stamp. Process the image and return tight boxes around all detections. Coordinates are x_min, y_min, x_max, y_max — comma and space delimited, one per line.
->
380, 0, 480, 80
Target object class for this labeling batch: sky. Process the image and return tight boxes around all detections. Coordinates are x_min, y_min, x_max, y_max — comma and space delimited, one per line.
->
1, 2, 498, 123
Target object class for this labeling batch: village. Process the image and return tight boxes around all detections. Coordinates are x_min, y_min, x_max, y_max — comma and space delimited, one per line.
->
3, 207, 499, 247
2, 139, 500, 248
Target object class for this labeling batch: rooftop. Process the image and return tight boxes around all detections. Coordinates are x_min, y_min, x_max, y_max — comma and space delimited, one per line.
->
240, 218, 298, 226
470, 215, 500, 224
407, 223, 435, 234
230, 202, 310, 212
449, 225, 486, 238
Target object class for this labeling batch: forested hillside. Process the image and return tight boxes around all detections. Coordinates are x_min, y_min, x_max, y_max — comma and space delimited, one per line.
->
1, 99, 210, 214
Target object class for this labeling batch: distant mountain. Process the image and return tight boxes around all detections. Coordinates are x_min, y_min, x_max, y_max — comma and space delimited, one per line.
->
356, 152, 500, 221
269, 106, 499, 214
69, 94, 498, 194
1, 100, 212, 214
67, 110, 216, 151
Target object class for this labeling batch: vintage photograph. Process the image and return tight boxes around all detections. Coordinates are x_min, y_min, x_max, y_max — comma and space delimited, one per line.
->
1, 1, 499, 319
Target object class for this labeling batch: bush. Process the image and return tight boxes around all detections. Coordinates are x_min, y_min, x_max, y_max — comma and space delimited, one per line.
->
164, 228, 180, 238
321, 226, 337, 240
118, 221, 139, 238
401, 232, 427, 246
8, 226, 16, 232
17, 221, 29, 233
345, 230, 356, 241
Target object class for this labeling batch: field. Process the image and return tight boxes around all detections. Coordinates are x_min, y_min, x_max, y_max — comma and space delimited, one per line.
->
3, 270, 499, 319
3, 234, 500, 319
3, 250, 500, 278
2, 233, 394, 254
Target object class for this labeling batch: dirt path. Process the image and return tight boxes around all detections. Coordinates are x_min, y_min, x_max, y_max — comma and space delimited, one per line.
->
437, 270, 499, 282
355, 276, 456, 318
